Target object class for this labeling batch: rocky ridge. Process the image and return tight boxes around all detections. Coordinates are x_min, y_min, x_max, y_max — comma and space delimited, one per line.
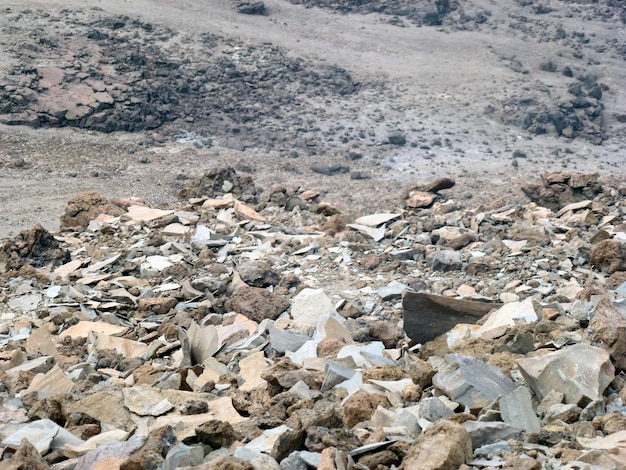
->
0, 168, 625, 469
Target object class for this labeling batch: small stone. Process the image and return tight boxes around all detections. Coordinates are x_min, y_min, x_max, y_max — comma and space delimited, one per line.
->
291, 288, 337, 326
400, 420, 472, 469
368, 320, 404, 348
342, 392, 391, 428
138, 297, 178, 314
499, 387, 541, 432
428, 250, 462, 272
224, 286, 289, 323
462, 421, 523, 449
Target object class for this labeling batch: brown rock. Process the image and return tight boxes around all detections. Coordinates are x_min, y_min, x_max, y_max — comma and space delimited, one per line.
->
590, 240, 626, 274
138, 297, 178, 315
342, 392, 391, 428
607, 271, 626, 290
405, 190, 438, 208
594, 412, 626, 435
261, 358, 323, 394
318, 447, 348, 470
362, 365, 407, 382
317, 337, 348, 358
416, 177, 456, 193
0, 438, 50, 470
0, 224, 70, 271
224, 286, 289, 322
305, 426, 362, 452
358, 450, 399, 468
195, 420, 241, 448
369, 320, 404, 348
60, 192, 125, 230
321, 214, 347, 236
400, 420, 472, 470
503, 456, 541, 470
237, 260, 281, 287
406, 355, 436, 389
120, 426, 176, 470
178, 167, 258, 203
589, 299, 626, 370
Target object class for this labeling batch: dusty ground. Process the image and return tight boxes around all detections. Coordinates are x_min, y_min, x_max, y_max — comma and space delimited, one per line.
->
0, 0, 625, 239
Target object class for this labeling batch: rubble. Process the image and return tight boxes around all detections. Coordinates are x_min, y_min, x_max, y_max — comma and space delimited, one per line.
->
0, 169, 625, 469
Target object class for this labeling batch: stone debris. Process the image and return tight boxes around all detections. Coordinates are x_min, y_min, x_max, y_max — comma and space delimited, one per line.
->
0, 169, 624, 469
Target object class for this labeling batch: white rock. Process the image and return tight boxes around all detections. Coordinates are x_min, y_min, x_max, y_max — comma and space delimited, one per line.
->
291, 288, 336, 326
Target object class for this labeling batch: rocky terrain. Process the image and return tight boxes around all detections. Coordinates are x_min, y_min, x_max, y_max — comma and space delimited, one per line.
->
0, 0, 625, 468
0, 168, 624, 470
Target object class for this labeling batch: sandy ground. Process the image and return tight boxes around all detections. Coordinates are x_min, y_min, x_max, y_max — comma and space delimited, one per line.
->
0, 0, 624, 238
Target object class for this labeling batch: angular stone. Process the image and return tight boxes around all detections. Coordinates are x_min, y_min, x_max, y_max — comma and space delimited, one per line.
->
428, 250, 462, 272
376, 281, 407, 300
224, 286, 289, 323
60, 192, 125, 230
125, 205, 174, 223
138, 297, 178, 314
400, 420, 471, 470
479, 298, 538, 338
517, 343, 614, 406
589, 299, 626, 370
342, 392, 390, 428
432, 354, 516, 410
61, 321, 128, 340
462, 421, 523, 449
123, 386, 174, 417
237, 261, 280, 288
590, 240, 626, 274
418, 397, 455, 422
354, 213, 400, 227
25, 365, 74, 396
499, 387, 540, 432
291, 288, 337, 326
238, 351, 268, 391
403, 292, 501, 345
405, 190, 437, 208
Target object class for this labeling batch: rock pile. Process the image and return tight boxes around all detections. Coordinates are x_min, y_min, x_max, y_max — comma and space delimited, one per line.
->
0, 168, 625, 469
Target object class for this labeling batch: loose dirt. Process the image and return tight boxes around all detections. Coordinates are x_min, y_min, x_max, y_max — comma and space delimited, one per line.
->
0, 0, 624, 239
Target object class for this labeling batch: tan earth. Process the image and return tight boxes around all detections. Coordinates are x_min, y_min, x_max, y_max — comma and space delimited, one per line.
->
0, 0, 625, 239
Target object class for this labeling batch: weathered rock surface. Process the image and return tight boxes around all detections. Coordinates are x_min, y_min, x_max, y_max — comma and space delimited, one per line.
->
400, 420, 472, 470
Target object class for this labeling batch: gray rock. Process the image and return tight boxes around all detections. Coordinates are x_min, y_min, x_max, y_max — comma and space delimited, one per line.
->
428, 250, 462, 272
163, 443, 204, 470
499, 387, 540, 432
433, 355, 516, 410
418, 397, 455, 422
462, 421, 523, 449
269, 324, 310, 354
376, 280, 407, 300
517, 343, 614, 406
237, 260, 281, 287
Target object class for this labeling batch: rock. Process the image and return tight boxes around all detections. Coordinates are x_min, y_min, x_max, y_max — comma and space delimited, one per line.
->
543, 403, 581, 424
74, 436, 145, 470
405, 190, 438, 208
589, 299, 626, 369
403, 292, 501, 345
432, 354, 516, 410
0, 438, 51, 470
357, 450, 399, 468
462, 421, 523, 449
195, 420, 240, 449
291, 288, 336, 326
400, 420, 472, 470
0, 224, 70, 271
305, 426, 361, 452
120, 426, 177, 470
590, 239, 626, 274
418, 397, 455, 422
178, 167, 258, 203
387, 132, 406, 146
203, 456, 255, 469
499, 387, 541, 432
224, 286, 289, 322
60, 192, 125, 229
416, 177, 456, 193
342, 392, 391, 428
138, 297, 178, 314
237, 261, 281, 287
521, 172, 602, 211
376, 281, 407, 300
237, 1, 266, 14
517, 343, 614, 406
428, 250, 462, 272
368, 320, 404, 348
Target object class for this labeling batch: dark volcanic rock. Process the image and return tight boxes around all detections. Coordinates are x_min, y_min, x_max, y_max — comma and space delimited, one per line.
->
0, 224, 70, 271
178, 167, 259, 203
